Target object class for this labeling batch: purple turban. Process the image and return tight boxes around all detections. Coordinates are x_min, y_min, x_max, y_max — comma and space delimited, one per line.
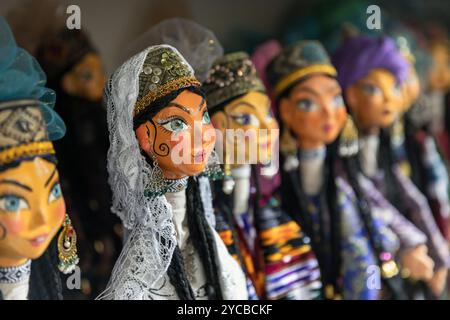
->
332, 35, 409, 90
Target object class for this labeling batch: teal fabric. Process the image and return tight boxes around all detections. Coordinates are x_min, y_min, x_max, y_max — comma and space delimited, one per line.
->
0, 17, 66, 140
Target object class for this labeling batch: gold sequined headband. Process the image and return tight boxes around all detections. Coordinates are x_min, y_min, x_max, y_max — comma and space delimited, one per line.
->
133, 46, 201, 117
134, 76, 200, 116
0, 141, 55, 166
273, 64, 337, 97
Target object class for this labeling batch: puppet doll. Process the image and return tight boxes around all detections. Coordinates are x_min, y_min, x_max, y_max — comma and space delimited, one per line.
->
98, 45, 247, 300
387, 34, 450, 242
426, 39, 450, 160
333, 35, 450, 298
267, 40, 432, 300
203, 52, 322, 300
35, 28, 119, 298
0, 18, 78, 300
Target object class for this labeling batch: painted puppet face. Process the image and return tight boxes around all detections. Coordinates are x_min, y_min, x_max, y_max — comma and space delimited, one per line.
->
345, 68, 403, 130
279, 74, 347, 150
211, 91, 279, 165
0, 157, 65, 267
62, 53, 106, 102
427, 43, 450, 92
135, 90, 216, 179
401, 64, 421, 112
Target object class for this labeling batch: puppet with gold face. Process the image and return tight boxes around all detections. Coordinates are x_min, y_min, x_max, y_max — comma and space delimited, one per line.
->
333, 35, 450, 298
266, 40, 434, 299
388, 34, 450, 249
0, 18, 78, 300
202, 52, 322, 300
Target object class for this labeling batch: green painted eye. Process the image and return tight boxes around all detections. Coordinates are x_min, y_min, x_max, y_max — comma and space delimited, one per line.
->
203, 111, 211, 124
0, 195, 29, 213
161, 118, 189, 132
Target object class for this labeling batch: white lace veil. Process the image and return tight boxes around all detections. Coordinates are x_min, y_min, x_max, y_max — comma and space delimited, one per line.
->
97, 45, 194, 300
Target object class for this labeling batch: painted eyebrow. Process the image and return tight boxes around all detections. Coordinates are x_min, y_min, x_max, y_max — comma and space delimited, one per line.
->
0, 180, 32, 192
292, 86, 320, 97
228, 101, 257, 111
167, 102, 191, 114
198, 98, 206, 111
45, 168, 57, 187
325, 82, 342, 93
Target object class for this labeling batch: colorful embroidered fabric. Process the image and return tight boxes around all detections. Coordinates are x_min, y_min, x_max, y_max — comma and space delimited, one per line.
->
255, 199, 322, 300
214, 194, 322, 300
308, 176, 405, 299
372, 167, 450, 271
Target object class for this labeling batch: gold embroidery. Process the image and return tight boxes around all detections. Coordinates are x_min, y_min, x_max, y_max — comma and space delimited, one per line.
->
274, 64, 337, 97
0, 141, 55, 166
134, 76, 200, 116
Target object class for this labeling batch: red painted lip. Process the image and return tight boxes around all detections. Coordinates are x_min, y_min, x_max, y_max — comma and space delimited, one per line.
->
193, 150, 206, 163
323, 123, 334, 133
28, 233, 49, 247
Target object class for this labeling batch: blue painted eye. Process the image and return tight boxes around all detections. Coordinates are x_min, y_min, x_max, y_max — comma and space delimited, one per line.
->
202, 111, 211, 124
0, 195, 29, 212
231, 114, 259, 126
362, 84, 381, 95
333, 94, 344, 108
49, 182, 62, 203
161, 118, 189, 133
296, 99, 318, 112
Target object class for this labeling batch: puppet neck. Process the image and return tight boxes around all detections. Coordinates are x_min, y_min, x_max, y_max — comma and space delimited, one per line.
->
360, 133, 380, 178
298, 145, 326, 195
165, 190, 189, 250
231, 165, 252, 216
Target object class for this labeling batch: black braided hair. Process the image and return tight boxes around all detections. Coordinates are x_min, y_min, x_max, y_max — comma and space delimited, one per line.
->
279, 141, 342, 298
186, 176, 223, 300
166, 246, 195, 300
28, 238, 63, 300
403, 111, 436, 196
378, 128, 410, 219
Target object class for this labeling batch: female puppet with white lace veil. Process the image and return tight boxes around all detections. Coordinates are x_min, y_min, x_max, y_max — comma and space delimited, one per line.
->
97, 24, 248, 299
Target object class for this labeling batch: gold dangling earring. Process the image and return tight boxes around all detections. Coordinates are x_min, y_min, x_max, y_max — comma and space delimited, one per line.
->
222, 143, 235, 194
222, 162, 235, 194
281, 126, 299, 172
338, 116, 359, 158
280, 126, 297, 156
57, 213, 79, 274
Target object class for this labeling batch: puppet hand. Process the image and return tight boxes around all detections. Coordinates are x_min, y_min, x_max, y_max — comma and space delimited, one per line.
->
427, 268, 448, 297
400, 245, 434, 281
